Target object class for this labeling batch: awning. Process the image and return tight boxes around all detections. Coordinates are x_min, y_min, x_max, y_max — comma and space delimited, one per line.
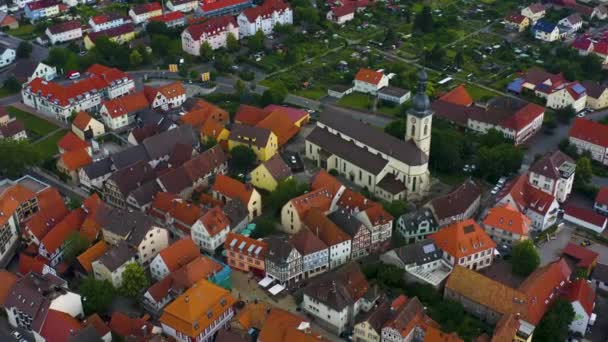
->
269, 284, 285, 295
258, 276, 273, 288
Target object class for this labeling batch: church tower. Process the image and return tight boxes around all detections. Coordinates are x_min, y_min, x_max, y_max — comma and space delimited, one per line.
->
405, 69, 433, 156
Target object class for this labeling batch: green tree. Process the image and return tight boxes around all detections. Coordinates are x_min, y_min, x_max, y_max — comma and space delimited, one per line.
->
248, 30, 265, 52
477, 144, 524, 182
454, 51, 464, 68
424, 44, 445, 66
377, 264, 404, 288
231, 145, 257, 173
554, 106, 576, 124
214, 53, 232, 72
146, 21, 169, 35
16, 41, 33, 59
120, 263, 149, 298
63, 232, 90, 263
384, 120, 405, 139
575, 156, 593, 186
261, 86, 287, 106
430, 127, 466, 173
3, 77, 21, 93
0, 139, 42, 177
227, 32, 239, 52
67, 197, 82, 210
199, 41, 214, 62
478, 129, 509, 147
78, 276, 115, 315
413, 6, 434, 33
250, 217, 278, 238
383, 200, 409, 218
264, 178, 309, 216
235, 79, 245, 96
534, 299, 575, 342
129, 50, 143, 67
510, 240, 540, 276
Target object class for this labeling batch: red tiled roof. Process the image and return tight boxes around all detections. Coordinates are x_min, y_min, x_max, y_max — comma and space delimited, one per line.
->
185, 15, 237, 40
40, 208, 86, 254
482, 204, 531, 236
212, 174, 253, 206
439, 84, 473, 106
144, 81, 185, 103
87, 23, 135, 42
354, 68, 384, 85
563, 279, 595, 316
235, 104, 268, 125
132, 1, 162, 15
24, 189, 68, 242
303, 207, 350, 246
27, 0, 58, 11
594, 41, 608, 55
83, 313, 111, 338
518, 258, 571, 325
201, 0, 250, 12
47, 20, 81, 35
0, 271, 17, 307
18, 253, 49, 275
596, 186, 608, 206
149, 11, 185, 23
505, 13, 527, 24
572, 37, 594, 51
570, 118, 608, 148
255, 109, 299, 145
39, 309, 81, 342
147, 276, 172, 302
430, 219, 496, 259
501, 103, 545, 131
109, 312, 153, 339
224, 232, 267, 257
157, 238, 200, 272
198, 206, 230, 236
330, 4, 356, 17
171, 256, 223, 289
263, 105, 308, 124
72, 111, 92, 131
58, 132, 89, 152
311, 169, 343, 194
562, 242, 599, 268
77, 241, 108, 273
564, 204, 608, 228
102, 91, 149, 118
60, 148, 92, 171
499, 173, 556, 215
241, 0, 290, 22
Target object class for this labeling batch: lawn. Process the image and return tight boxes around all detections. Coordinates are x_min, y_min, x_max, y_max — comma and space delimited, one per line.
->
293, 88, 327, 100
34, 130, 66, 159
338, 93, 373, 110
0, 86, 19, 98
465, 84, 501, 101
8, 24, 35, 40
6, 107, 59, 137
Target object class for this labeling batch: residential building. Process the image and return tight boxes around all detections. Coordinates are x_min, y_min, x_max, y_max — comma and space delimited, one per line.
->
302, 262, 369, 334
444, 266, 530, 325
76, 241, 108, 276
0, 182, 40, 267
264, 235, 303, 286
237, 0, 292, 37
255, 109, 300, 146
78, 157, 112, 190
290, 228, 329, 278
544, 82, 587, 113
38, 209, 87, 267
13, 61, 57, 83
0, 44, 15, 68
223, 200, 249, 232
228, 123, 278, 162
521, 3, 546, 23
5, 273, 83, 332
591, 263, 608, 292
45, 20, 82, 44
21, 187, 67, 247
528, 150, 576, 203
212, 174, 262, 219
427, 180, 481, 226
353, 68, 389, 95
149, 11, 187, 28
328, 209, 370, 260
160, 279, 236, 342
257, 308, 325, 342
562, 242, 599, 276
88, 12, 127, 32
91, 241, 136, 288
99, 91, 149, 130
166, 0, 198, 12
97, 205, 169, 265
149, 192, 203, 236
564, 279, 596, 335
250, 154, 292, 191
129, 2, 162, 24
380, 239, 452, 288
430, 219, 496, 270
483, 204, 531, 246
109, 312, 161, 340
303, 208, 351, 269
0, 13, 18, 30
595, 186, 608, 215
181, 16, 239, 54
198, 0, 253, 18
307, 72, 432, 200
396, 207, 438, 243
149, 238, 200, 280
71, 111, 104, 140
563, 204, 607, 234
24, 0, 60, 22
569, 118, 608, 165
191, 205, 231, 253
505, 13, 530, 32
498, 173, 560, 231
84, 23, 136, 50
582, 81, 608, 110
144, 82, 187, 111
377, 86, 411, 105
57, 148, 93, 182
181, 144, 228, 190
224, 232, 267, 276
326, 5, 355, 24
558, 13, 583, 34
532, 20, 560, 42
22, 64, 135, 121
0, 116, 26, 140
102, 160, 156, 208
235, 104, 269, 125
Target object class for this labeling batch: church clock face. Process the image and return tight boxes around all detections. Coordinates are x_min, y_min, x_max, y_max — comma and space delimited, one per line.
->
410, 118, 416, 123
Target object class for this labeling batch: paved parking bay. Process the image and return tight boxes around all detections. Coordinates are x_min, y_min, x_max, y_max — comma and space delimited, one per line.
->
538, 225, 608, 266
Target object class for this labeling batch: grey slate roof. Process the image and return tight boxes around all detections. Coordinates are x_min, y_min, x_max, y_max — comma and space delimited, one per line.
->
95, 241, 134, 272
265, 235, 296, 264
591, 263, 608, 283
109, 160, 156, 196
69, 325, 104, 342
303, 262, 368, 311
378, 86, 410, 98
111, 145, 150, 169
229, 123, 272, 148
128, 180, 161, 207
328, 210, 365, 238
318, 111, 428, 166
529, 150, 574, 180
394, 239, 443, 266
157, 166, 192, 194
398, 207, 437, 233
82, 157, 112, 180
142, 125, 199, 161
223, 200, 248, 226
306, 126, 388, 174
97, 205, 156, 246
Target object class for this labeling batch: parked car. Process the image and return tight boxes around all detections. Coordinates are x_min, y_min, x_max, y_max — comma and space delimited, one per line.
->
11, 331, 22, 340
66, 71, 80, 80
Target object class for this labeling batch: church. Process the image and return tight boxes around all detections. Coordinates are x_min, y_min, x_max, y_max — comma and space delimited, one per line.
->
305, 70, 433, 201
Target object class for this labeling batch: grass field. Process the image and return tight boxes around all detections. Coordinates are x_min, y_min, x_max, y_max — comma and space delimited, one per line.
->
293, 88, 327, 100
0, 86, 19, 98
6, 107, 59, 137
8, 24, 35, 40
338, 93, 373, 110
34, 130, 66, 159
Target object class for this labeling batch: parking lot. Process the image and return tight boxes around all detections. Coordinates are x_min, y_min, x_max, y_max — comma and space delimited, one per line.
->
538, 224, 608, 266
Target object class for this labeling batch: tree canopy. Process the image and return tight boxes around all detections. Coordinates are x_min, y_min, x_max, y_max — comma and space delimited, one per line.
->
510, 240, 540, 276
63, 231, 90, 264
264, 178, 309, 216
17, 42, 33, 59
78, 276, 115, 315
413, 6, 434, 33
230, 145, 257, 173
120, 263, 149, 298
534, 299, 575, 342
0, 139, 42, 178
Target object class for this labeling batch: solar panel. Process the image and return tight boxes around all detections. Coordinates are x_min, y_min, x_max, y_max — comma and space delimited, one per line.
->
247, 244, 255, 254
572, 84, 586, 94
422, 243, 435, 254
254, 246, 262, 256
229, 239, 237, 248
238, 241, 246, 251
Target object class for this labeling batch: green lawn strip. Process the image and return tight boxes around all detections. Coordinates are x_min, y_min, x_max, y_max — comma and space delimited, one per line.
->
338, 93, 373, 110
34, 130, 67, 159
6, 106, 59, 136
293, 88, 327, 101
464, 83, 501, 101
8, 24, 35, 40
0, 86, 19, 98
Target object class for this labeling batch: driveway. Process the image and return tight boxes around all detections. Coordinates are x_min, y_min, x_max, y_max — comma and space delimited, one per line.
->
537, 225, 608, 266
586, 295, 608, 342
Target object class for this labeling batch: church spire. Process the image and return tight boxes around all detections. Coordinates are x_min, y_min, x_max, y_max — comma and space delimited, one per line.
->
408, 69, 432, 118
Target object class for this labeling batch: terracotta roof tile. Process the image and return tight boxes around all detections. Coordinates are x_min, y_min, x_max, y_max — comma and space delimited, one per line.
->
430, 219, 496, 259
241, 0, 290, 22
102, 91, 149, 118
439, 84, 473, 106
565, 204, 608, 228
77, 241, 108, 273
72, 111, 92, 131
157, 238, 200, 272
144, 81, 185, 103
499, 173, 556, 215
132, 1, 162, 15
224, 232, 267, 257
39, 309, 82, 342
0, 184, 36, 226
482, 204, 531, 236
109, 312, 153, 339
596, 186, 608, 206
570, 118, 608, 148
563, 279, 595, 316
290, 228, 327, 255
201, 118, 227, 140
258, 308, 326, 342
40, 208, 86, 254
184, 15, 238, 40
60, 148, 92, 171
198, 206, 230, 236
310, 169, 343, 194
235, 104, 269, 125
58, 132, 89, 152
255, 109, 299, 145
171, 256, 223, 289
18, 253, 49, 275
87, 23, 135, 42
354, 68, 384, 85
562, 242, 599, 268
212, 174, 253, 206
149, 11, 185, 23
264, 105, 308, 124
0, 271, 18, 307
83, 313, 111, 337
289, 188, 334, 218
303, 207, 350, 246
180, 100, 228, 127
